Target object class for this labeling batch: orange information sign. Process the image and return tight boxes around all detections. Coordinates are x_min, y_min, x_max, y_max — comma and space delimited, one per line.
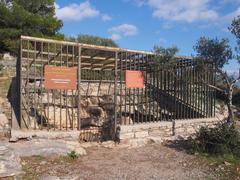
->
125, 70, 144, 88
44, 65, 77, 90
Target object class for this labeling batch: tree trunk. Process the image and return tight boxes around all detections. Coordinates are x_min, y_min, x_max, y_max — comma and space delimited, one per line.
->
226, 85, 234, 125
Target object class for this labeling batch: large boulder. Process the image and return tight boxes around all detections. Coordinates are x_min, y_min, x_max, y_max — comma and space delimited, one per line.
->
0, 145, 22, 178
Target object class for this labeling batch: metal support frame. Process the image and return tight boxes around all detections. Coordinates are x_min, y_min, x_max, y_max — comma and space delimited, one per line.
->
16, 36, 216, 136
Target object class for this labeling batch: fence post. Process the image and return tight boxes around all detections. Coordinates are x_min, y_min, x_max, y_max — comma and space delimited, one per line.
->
77, 46, 82, 130
114, 51, 118, 136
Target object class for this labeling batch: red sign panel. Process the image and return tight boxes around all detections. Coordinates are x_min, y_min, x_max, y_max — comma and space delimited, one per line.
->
44, 65, 77, 90
125, 70, 144, 88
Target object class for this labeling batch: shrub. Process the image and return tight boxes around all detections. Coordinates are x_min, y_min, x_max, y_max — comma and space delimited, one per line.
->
0, 64, 4, 71
189, 123, 240, 157
67, 150, 79, 159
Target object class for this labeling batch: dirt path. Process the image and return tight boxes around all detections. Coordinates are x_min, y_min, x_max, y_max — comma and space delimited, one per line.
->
21, 143, 220, 180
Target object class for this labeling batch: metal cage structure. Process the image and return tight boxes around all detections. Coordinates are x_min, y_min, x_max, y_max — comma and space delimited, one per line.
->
15, 36, 216, 140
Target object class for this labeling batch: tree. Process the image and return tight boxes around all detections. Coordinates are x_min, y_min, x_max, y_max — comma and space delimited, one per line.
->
0, 0, 63, 54
153, 45, 179, 64
229, 15, 240, 63
194, 37, 232, 69
194, 36, 240, 124
67, 34, 118, 47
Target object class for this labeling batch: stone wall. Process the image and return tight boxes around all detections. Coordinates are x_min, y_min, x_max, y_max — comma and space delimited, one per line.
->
120, 117, 224, 141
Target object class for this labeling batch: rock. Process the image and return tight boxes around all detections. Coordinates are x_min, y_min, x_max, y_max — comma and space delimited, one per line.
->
40, 161, 47, 165
147, 137, 163, 144
101, 141, 115, 148
0, 145, 22, 178
65, 141, 87, 156
0, 113, 8, 130
3, 53, 15, 61
224, 161, 231, 166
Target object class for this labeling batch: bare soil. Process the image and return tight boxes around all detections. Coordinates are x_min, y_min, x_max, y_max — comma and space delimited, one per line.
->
20, 143, 237, 180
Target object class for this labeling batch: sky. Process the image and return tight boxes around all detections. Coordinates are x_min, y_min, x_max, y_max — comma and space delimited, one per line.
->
55, 0, 240, 74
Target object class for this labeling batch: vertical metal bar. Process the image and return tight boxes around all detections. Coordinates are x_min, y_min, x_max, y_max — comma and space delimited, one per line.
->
177, 63, 180, 119
168, 65, 171, 121
204, 67, 207, 117
213, 63, 216, 117
40, 42, 43, 129
137, 54, 140, 123
160, 65, 164, 120
187, 62, 190, 119
19, 39, 23, 128
60, 44, 62, 130
148, 60, 152, 122
174, 64, 177, 120
156, 63, 159, 122
66, 45, 69, 130
124, 52, 127, 125
34, 41, 37, 129
197, 64, 201, 118
210, 63, 213, 117
120, 52, 123, 125
192, 62, 195, 118
207, 66, 210, 117
200, 67, 203, 117
164, 67, 167, 120
152, 59, 156, 122
114, 51, 118, 134
71, 46, 75, 129
145, 55, 148, 123
53, 43, 56, 130
47, 43, 50, 130
26, 40, 30, 126
183, 61, 186, 119
128, 53, 132, 123
133, 53, 136, 123
141, 54, 144, 123
77, 46, 82, 130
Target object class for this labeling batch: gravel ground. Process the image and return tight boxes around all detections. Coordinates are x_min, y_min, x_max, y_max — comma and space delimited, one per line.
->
21, 143, 220, 180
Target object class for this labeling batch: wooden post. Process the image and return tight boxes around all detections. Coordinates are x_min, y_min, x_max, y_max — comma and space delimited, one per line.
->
77, 46, 82, 130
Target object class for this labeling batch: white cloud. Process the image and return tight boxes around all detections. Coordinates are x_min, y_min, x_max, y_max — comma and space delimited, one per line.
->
222, 7, 240, 24
109, 24, 138, 40
213, 7, 240, 32
55, 1, 112, 22
151, 0, 218, 22
111, 34, 122, 41
221, 0, 240, 4
101, 14, 112, 21
134, 0, 219, 23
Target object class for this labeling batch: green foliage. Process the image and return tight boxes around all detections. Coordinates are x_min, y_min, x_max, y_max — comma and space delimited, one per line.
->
66, 34, 118, 47
0, 64, 4, 71
153, 45, 179, 64
188, 124, 240, 157
229, 15, 240, 63
67, 150, 79, 159
194, 37, 232, 69
0, 0, 63, 54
